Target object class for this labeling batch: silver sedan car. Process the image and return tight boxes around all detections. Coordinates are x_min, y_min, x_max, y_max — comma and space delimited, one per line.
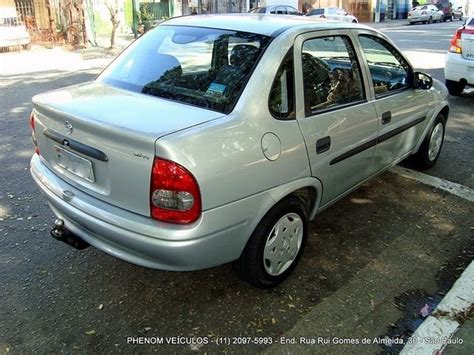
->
30, 14, 449, 288
408, 5, 444, 24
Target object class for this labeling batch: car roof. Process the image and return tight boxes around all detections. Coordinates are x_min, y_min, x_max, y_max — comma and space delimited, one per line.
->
162, 13, 370, 37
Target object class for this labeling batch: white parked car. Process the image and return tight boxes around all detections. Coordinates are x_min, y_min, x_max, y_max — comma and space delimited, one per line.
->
444, 17, 474, 95
248, 5, 302, 15
407, 5, 444, 24
306, 7, 358, 23
0, 8, 31, 50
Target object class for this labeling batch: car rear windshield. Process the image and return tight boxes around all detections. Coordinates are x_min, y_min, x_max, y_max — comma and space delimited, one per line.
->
99, 25, 271, 114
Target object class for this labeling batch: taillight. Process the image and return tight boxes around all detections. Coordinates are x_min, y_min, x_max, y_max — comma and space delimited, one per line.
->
150, 157, 201, 224
29, 111, 40, 155
449, 28, 463, 54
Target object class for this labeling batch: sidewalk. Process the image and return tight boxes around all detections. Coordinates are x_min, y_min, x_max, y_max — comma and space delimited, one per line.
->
362, 19, 408, 29
401, 262, 473, 354
74, 33, 135, 61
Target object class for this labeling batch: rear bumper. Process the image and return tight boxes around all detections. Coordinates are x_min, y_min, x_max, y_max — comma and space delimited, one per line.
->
0, 37, 30, 47
408, 16, 428, 23
445, 52, 474, 85
30, 154, 268, 271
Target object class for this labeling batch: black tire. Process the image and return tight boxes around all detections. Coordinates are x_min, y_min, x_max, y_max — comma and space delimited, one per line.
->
411, 114, 446, 170
445, 79, 465, 96
233, 196, 308, 288
443, 16, 447, 22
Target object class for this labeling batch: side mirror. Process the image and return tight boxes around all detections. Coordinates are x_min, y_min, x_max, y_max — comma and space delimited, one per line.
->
414, 72, 433, 90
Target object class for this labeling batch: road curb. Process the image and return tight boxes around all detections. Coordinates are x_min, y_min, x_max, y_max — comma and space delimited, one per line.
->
390, 166, 474, 203
400, 261, 474, 354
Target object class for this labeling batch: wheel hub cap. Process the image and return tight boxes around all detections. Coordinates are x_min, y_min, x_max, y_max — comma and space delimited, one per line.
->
263, 213, 303, 276
428, 122, 444, 161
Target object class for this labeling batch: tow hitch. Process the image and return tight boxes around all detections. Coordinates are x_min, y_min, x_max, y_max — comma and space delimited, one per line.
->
51, 219, 90, 250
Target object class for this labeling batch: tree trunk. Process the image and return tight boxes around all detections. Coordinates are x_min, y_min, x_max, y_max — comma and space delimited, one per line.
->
106, 1, 120, 49
110, 23, 119, 48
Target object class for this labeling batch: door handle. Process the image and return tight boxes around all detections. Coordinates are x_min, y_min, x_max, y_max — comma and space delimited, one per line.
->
382, 111, 392, 125
316, 136, 331, 154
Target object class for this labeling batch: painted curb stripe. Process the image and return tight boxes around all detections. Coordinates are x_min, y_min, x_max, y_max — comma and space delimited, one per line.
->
390, 166, 474, 203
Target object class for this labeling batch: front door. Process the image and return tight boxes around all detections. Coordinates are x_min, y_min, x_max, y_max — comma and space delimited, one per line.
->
294, 31, 379, 206
356, 32, 432, 171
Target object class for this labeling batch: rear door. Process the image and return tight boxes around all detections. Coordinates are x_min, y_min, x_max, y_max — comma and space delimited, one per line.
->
294, 30, 379, 206
356, 32, 432, 171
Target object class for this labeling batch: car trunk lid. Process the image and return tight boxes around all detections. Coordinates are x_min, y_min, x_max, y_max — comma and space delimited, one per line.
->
461, 26, 474, 60
32, 81, 224, 216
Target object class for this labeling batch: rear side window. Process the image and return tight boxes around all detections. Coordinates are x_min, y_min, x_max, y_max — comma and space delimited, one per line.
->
311, 9, 324, 15
269, 49, 295, 119
358, 35, 412, 97
99, 25, 271, 114
302, 35, 366, 116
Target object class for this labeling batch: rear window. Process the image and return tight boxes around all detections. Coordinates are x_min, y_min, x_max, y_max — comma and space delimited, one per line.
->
99, 25, 271, 114
467, 18, 474, 26
249, 7, 266, 13
310, 9, 324, 15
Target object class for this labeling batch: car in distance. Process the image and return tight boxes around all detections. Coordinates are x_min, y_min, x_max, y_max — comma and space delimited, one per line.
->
444, 16, 474, 95
435, 0, 454, 21
30, 14, 449, 288
0, 8, 31, 50
306, 7, 358, 23
248, 5, 302, 15
452, 6, 464, 21
408, 5, 444, 24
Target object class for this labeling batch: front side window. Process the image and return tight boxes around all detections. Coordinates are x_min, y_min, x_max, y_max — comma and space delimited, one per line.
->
302, 35, 365, 115
359, 35, 412, 97
99, 25, 271, 114
269, 49, 295, 119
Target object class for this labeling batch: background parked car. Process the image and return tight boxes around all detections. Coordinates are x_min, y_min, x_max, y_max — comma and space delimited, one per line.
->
0, 8, 31, 51
435, 0, 454, 21
306, 7, 358, 23
408, 5, 444, 24
444, 16, 474, 95
248, 5, 302, 15
452, 6, 464, 21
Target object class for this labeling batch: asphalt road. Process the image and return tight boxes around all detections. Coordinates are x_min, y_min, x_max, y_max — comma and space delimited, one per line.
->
0, 21, 473, 354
